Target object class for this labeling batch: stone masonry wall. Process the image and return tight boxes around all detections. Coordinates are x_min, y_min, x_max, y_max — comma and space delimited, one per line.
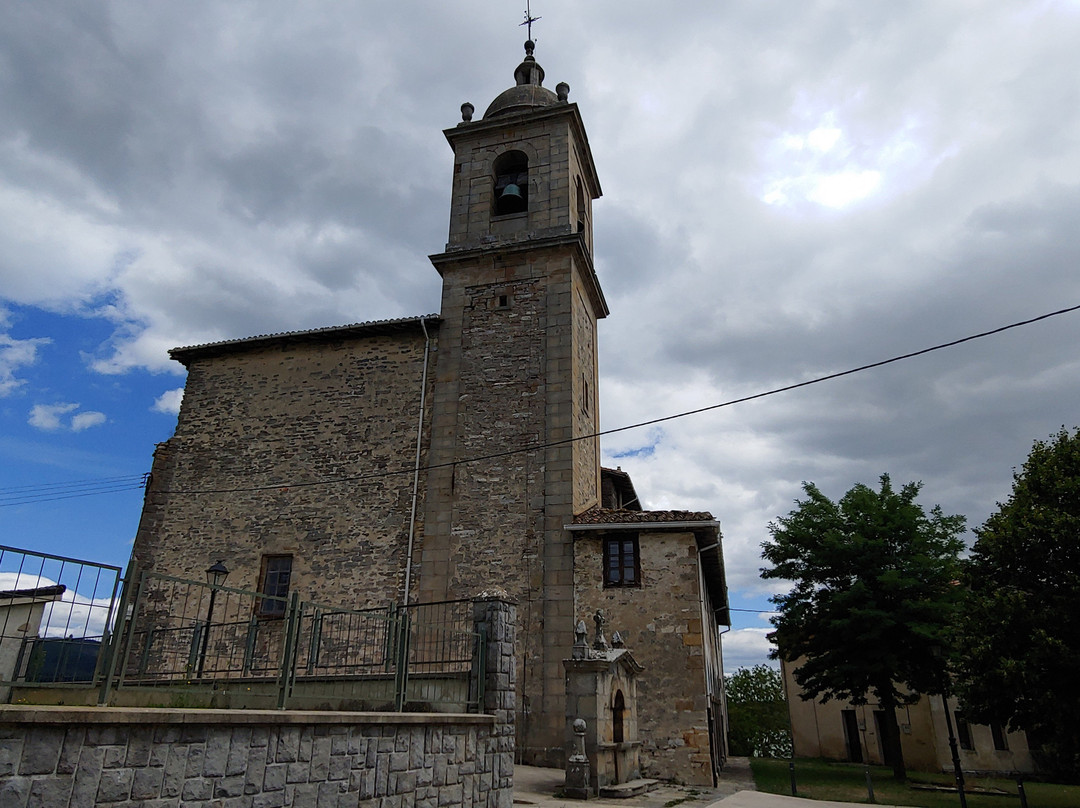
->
422, 241, 599, 767
133, 328, 436, 610
0, 599, 516, 808
574, 532, 716, 785
0, 709, 497, 808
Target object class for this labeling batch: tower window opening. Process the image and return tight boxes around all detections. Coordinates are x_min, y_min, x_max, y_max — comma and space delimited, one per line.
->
493, 150, 529, 216
576, 177, 586, 233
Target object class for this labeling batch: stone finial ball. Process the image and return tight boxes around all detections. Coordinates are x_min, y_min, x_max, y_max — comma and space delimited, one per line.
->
556, 82, 570, 102
573, 718, 587, 734
461, 102, 475, 122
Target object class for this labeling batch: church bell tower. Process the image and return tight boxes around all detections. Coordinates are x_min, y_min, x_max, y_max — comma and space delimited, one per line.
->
419, 40, 608, 764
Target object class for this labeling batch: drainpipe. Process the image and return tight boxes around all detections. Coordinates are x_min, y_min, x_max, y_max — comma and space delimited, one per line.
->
403, 317, 432, 606
695, 538, 727, 780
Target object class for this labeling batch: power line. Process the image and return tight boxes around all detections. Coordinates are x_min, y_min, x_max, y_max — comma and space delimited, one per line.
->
7, 303, 1076, 504
0, 472, 144, 494
0, 480, 147, 508
158, 302, 1080, 497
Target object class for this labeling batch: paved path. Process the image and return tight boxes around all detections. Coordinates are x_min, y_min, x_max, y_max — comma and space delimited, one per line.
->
513, 761, 903, 808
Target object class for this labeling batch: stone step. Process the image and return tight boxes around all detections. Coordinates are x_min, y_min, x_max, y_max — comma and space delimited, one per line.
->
598, 779, 660, 798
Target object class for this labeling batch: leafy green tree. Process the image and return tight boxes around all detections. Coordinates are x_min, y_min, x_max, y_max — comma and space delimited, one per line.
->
725, 664, 792, 758
761, 475, 965, 781
953, 427, 1080, 782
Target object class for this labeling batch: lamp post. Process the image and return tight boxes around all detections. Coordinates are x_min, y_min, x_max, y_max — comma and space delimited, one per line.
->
932, 646, 968, 808
940, 690, 968, 808
196, 561, 229, 679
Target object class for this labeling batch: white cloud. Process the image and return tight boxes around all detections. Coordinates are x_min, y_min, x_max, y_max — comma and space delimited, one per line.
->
28, 403, 105, 432
152, 387, 184, 415
71, 410, 106, 431
28, 402, 79, 431
0, 572, 117, 639
5, 1, 1080, 670
722, 628, 777, 672
807, 170, 882, 208
0, 332, 50, 397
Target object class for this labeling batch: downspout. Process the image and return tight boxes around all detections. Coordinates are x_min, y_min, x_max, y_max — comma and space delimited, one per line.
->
403, 317, 432, 606
695, 538, 726, 779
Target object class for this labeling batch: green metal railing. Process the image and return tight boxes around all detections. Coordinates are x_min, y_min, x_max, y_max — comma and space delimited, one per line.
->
0, 544, 123, 700
2, 548, 486, 713
108, 566, 484, 711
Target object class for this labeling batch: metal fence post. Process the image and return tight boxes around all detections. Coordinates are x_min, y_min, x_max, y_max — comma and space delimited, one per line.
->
393, 608, 411, 711
276, 592, 302, 710
243, 617, 258, 675
1017, 779, 1028, 808
114, 570, 149, 693
384, 603, 398, 673
96, 560, 137, 705
470, 627, 487, 712
307, 607, 323, 675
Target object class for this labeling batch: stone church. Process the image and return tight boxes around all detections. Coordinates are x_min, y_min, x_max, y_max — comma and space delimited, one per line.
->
133, 40, 730, 785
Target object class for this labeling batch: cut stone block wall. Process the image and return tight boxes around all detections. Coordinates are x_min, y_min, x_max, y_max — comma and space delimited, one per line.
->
574, 531, 718, 785
0, 709, 502, 808
0, 599, 516, 808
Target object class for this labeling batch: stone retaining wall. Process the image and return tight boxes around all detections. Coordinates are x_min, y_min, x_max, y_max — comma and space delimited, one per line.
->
0, 708, 504, 808
0, 598, 515, 808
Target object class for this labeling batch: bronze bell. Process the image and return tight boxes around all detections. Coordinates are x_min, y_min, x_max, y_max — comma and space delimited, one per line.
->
496, 183, 526, 214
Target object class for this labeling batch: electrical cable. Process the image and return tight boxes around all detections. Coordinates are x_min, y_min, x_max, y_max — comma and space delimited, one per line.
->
6, 303, 1079, 503
0, 480, 148, 507
160, 302, 1080, 496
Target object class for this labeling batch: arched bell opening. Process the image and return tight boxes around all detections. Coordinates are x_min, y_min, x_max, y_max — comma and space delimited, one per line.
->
493, 150, 529, 216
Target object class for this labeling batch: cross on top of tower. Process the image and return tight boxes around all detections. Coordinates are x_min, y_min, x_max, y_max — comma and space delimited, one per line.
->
520, 0, 541, 42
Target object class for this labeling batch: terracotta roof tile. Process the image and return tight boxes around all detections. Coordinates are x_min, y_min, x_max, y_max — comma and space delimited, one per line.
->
571, 506, 715, 525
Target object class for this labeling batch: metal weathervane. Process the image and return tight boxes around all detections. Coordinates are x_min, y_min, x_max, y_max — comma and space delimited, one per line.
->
521, 0, 541, 41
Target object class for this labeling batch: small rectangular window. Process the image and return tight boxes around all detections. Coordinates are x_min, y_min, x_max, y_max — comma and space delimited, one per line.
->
991, 722, 1008, 751
257, 555, 292, 617
603, 535, 640, 587
955, 712, 974, 751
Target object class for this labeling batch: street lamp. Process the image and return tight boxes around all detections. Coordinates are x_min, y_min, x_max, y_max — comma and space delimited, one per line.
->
931, 645, 968, 808
206, 561, 230, 588
196, 561, 229, 679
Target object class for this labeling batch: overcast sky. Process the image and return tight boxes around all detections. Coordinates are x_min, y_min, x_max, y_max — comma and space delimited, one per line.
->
3, 1, 1080, 672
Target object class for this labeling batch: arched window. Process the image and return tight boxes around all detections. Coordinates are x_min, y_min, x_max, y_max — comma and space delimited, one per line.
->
612, 689, 626, 743
493, 151, 528, 215
576, 177, 586, 233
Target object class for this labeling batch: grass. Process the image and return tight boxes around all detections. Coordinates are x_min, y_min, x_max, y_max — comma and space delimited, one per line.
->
749, 757, 1080, 807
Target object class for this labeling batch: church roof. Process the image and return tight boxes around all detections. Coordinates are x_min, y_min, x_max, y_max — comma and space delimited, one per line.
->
569, 506, 717, 526
169, 314, 440, 365
483, 40, 563, 119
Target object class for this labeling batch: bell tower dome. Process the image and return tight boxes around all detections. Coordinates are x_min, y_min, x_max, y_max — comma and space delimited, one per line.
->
442, 40, 602, 259
419, 40, 608, 766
